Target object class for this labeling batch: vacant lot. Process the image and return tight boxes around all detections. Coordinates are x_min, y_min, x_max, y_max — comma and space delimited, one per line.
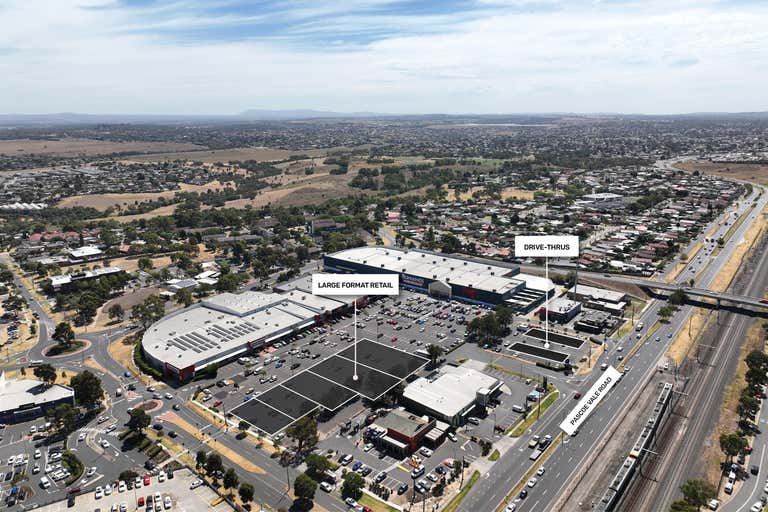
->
677, 161, 768, 185
446, 185, 536, 201
56, 180, 231, 211
0, 137, 204, 157
127, 145, 363, 163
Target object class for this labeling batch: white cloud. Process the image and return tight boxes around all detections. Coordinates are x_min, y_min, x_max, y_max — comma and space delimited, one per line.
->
0, 0, 767, 114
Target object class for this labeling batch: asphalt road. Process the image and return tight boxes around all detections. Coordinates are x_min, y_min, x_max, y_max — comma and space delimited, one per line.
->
457, 184, 767, 512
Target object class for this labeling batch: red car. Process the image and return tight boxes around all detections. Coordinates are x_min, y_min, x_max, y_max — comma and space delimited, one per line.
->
574, 392, 582, 399
138, 497, 145, 506
391, 336, 398, 342
213, 400, 223, 407
143, 475, 151, 486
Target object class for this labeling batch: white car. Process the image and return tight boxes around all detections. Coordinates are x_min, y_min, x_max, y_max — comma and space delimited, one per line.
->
164, 393, 173, 400
101, 439, 110, 448
320, 481, 333, 492
87, 467, 97, 477
363, 443, 374, 452
504, 504, 517, 512
164, 496, 172, 509
118, 480, 126, 492
7, 456, 14, 465
78, 432, 86, 442
158, 470, 166, 482
189, 479, 203, 490
29, 425, 37, 434
527, 477, 538, 488
33, 449, 41, 459
419, 447, 434, 457
32, 463, 40, 474
104, 484, 112, 495
135, 476, 143, 488
94, 486, 104, 499
106, 424, 117, 433
447, 432, 457, 442
750, 502, 762, 512
536, 467, 546, 476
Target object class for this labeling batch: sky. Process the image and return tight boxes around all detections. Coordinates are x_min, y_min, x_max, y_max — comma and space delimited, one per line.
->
1, 0, 767, 115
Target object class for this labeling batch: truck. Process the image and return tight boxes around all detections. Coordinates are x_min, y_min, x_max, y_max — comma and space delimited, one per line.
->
635, 322, 644, 332
529, 449, 543, 461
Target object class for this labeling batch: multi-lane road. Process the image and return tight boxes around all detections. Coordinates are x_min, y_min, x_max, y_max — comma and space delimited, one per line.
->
457, 182, 767, 512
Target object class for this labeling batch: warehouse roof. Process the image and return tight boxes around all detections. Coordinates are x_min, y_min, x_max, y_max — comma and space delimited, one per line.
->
403, 366, 500, 418
0, 374, 74, 413
142, 291, 318, 370
327, 246, 533, 295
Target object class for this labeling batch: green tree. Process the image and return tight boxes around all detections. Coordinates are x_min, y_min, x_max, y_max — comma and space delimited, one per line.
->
680, 479, 716, 509
196, 450, 207, 469
127, 409, 151, 435
107, 303, 125, 322
719, 433, 748, 464
223, 468, 239, 494
49, 403, 77, 435
52, 321, 75, 349
238, 482, 255, 503
294, 473, 317, 508
33, 364, 57, 386
304, 453, 331, 480
670, 500, 697, 512
286, 416, 318, 453
137, 257, 153, 271
70, 370, 104, 408
341, 471, 364, 500
175, 288, 194, 308
205, 453, 224, 477
746, 350, 768, 373
131, 295, 166, 328
658, 306, 673, 321
426, 344, 444, 366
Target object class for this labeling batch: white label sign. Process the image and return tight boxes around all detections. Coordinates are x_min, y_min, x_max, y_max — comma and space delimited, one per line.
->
312, 273, 400, 296
559, 366, 621, 435
515, 235, 580, 257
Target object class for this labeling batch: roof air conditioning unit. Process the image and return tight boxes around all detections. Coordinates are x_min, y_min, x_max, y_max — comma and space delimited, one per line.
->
421, 254, 425, 258
450, 267, 454, 271
381, 264, 385, 267
463, 261, 467, 265
397, 256, 401, 260
491, 271, 495, 275
433, 274, 437, 278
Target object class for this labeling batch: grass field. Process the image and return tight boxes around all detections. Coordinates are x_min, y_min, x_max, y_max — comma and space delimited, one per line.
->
56, 180, 230, 210
0, 138, 203, 158
126, 145, 362, 163
677, 161, 768, 186
358, 494, 400, 512
443, 471, 481, 512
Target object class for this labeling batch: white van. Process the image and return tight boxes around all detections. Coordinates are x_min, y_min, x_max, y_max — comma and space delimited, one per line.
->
40, 476, 51, 489
728, 471, 736, 483
724, 481, 734, 494
512, 405, 526, 413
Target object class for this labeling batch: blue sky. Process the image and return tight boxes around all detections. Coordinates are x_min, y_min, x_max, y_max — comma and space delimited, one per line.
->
1, 0, 767, 114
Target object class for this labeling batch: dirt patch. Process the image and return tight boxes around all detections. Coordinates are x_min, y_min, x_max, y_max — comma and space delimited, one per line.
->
445, 185, 536, 201
89, 286, 162, 331
125, 145, 361, 164
666, 309, 709, 365
704, 319, 765, 483
56, 180, 230, 211
677, 161, 768, 186
160, 409, 266, 474
0, 138, 204, 159
107, 334, 156, 387
710, 206, 768, 293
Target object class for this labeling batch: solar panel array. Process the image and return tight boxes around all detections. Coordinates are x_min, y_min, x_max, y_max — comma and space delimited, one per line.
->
166, 321, 261, 354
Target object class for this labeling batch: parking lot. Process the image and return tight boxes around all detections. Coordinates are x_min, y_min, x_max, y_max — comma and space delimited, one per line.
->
32, 467, 232, 512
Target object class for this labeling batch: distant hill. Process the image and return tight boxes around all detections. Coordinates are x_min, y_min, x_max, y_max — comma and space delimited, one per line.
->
238, 109, 388, 119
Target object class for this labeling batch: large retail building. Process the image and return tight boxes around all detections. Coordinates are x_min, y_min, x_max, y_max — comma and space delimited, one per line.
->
324, 246, 553, 311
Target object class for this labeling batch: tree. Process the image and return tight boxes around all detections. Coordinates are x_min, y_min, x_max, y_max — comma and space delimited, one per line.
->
196, 450, 207, 469
746, 350, 768, 374
70, 370, 104, 408
426, 344, 444, 366
49, 403, 77, 435
658, 306, 673, 321
304, 453, 331, 480
680, 479, 716, 509
341, 471, 364, 500
238, 482, 254, 503
33, 364, 57, 386
175, 288, 194, 308
52, 322, 75, 349
719, 433, 748, 464
223, 468, 239, 493
127, 409, 151, 435
131, 295, 166, 329
286, 416, 318, 453
205, 453, 224, 477
119, 470, 139, 481
137, 257, 153, 271
107, 304, 125, 322
670, 500, 697, 512
669, 290, 687, 306
294, 473, 317, 507
746, 367, 768, 388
